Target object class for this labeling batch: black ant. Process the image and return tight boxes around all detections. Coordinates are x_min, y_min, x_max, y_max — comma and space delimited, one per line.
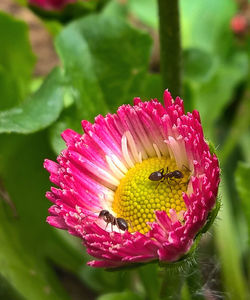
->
148, 167, 184, 187
98, 210, 128, 232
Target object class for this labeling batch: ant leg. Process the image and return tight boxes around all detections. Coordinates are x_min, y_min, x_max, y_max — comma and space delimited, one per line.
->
155, 181, 161, 190
182, 164, 191, 172
168, 177, 180, 185
181, 165, 191, 186
105, 222, 109, 231
129, 220, 135, 232
166, 176, 171, 185
155, 177, 165, 190
180, 178, 191, 186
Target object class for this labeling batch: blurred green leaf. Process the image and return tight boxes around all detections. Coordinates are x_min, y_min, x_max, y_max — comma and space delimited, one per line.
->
214, 175, 249, 299
97, 290, 143, 300
240, 131, 250, 164
56, 13, 152, 113
181, 0, 236, 54
102, 0, 128, 17
0, 12, 36, 110
220, 89, 250, 165
0, 198, 69, 300
50, 12, 152, 154
0, 131, 84, 299
0, 68, 64, 134
128, 0, 158, 29
49, 105, 83, 154
189, 52, 248, 138
79, 262, 131, 294
183, 49, 215, 83
0, 274, 22, 300
235, 162, 250, 243
181, 0, 248, 136
128, 0, 245, 134
140, 73, 162, 101
128, 0, 236, 54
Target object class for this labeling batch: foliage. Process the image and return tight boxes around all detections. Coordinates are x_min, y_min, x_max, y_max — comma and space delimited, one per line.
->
0, 12, 36, 110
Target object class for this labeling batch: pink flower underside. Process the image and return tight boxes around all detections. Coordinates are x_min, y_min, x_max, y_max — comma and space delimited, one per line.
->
29, 0, 77, 10
44, 90, 220, 268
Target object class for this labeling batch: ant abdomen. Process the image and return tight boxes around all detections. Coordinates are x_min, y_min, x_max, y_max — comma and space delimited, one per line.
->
116, 218, 129, 231
98, 210, 128, 232
148, 168, 164, 181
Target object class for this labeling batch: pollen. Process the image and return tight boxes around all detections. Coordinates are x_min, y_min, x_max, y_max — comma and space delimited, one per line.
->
112, 157, 189, 234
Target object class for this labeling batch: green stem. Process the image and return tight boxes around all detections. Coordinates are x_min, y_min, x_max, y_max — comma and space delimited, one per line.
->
160, 268, 184, 300
157, 0, 182, 97
184, 264, 205, 300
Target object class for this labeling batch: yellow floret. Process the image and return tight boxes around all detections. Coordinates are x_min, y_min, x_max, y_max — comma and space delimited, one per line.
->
112, 157, 189, 234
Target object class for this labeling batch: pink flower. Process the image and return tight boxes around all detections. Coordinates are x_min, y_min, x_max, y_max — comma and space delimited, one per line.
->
44, 90, 220, 268
231, 14, 248, 35
29, 0, 78, 11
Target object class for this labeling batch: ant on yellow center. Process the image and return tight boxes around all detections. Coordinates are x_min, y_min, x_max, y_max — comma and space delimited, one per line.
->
149, 168, 184, 182
98, 210, 128, 232
149, 167, 183, 182
148, 167, 190, 189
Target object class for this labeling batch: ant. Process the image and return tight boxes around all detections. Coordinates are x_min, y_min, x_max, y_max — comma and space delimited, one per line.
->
148, 167, 184, 187
98, 210, 128, 232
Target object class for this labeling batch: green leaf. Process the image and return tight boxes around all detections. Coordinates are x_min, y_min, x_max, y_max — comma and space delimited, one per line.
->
0, 12, 36, 110
0, 132, 84, 299
189, 52, 248, 138
97, 291, 143, 300
128, 0, 236, 55
128, 0, 244, 133
140, 73, 162, 101
183, 48, 215, 83
0, 274, 22, 300
128, 0, 158, 29
55, 13, 152, 114
49, 105, 83, 154
0, 197, 69, 300
79, 260, 131, 294
220, 89, 250, 165
102, 0, 128, 18
180, 0, 236, 54
235, 162, 250, 244
0, 68, 64, 134
50, 12, 152, 154
180, 0, 248, 135
240, 131, 250, 164
214, 175, 249, 299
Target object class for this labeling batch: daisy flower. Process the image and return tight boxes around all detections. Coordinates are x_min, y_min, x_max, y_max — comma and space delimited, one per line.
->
44, 90, 220, 268
29, 0, 78, 11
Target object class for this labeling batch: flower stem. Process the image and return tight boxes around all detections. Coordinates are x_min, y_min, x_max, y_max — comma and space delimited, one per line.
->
159, 267, 184, 299
157, 0, 182, 97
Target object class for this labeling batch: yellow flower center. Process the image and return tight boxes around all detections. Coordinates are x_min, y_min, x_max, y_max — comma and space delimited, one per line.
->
112, 157, 189, 234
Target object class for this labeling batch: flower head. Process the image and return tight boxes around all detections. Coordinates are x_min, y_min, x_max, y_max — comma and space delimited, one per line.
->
29, 0, 77, 11
44, 90, 220, 268
231, 14, 249, 35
